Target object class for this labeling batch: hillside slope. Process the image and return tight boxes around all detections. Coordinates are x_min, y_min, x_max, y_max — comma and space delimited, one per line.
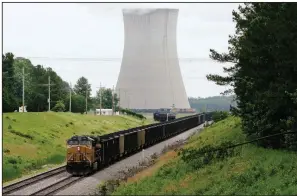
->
3, 112, 151, 182
112, 117, 297, 195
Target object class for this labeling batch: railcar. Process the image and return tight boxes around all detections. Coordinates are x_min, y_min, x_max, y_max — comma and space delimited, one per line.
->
153, 111, 176, 122
66, 113, 212, 176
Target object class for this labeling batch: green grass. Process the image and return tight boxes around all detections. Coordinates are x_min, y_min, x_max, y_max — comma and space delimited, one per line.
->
3, 112, 152, 183
112, 117, 297, 195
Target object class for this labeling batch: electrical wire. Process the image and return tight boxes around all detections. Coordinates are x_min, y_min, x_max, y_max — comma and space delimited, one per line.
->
194, 130, 297, 154
24, 56, 215, 62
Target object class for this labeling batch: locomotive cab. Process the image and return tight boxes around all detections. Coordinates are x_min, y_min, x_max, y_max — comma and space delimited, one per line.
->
66, 135, 100, 176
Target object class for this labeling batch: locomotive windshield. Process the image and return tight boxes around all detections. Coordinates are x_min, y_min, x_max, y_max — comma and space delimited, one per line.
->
67, 136, 93, 146
67, 140, 79, 145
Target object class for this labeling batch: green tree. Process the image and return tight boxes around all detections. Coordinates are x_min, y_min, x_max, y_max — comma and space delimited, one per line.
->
2, 53, 18, 112
94, 88, 119, 109
73, 77, 92, 113
52, 100, 66, 112
64, 94, 85, 114
206, 3, 297, 149
73, 77, 92, 98
3, 53, 72, 113
13, 58, 37, 110
28, 64, 48, 111
189, 96, 236, 112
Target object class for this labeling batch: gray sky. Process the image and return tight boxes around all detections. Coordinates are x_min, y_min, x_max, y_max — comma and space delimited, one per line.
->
3, 3, 239, 98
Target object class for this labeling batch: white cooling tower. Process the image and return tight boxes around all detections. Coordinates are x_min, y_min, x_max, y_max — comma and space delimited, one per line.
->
116, 8, 190, 110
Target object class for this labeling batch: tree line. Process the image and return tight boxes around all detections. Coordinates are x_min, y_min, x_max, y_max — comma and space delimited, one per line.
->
207, 3, 297, 150
188, 96, 236, 112
2, 53, 119, 113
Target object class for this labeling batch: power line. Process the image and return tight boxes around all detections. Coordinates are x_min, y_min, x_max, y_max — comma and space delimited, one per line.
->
25, 56, 215, 62
194, 130, 297, 155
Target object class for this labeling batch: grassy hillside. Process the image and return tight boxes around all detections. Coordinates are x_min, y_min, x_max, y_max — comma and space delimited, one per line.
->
3, 112, 152, 183
112, 117, 297, 195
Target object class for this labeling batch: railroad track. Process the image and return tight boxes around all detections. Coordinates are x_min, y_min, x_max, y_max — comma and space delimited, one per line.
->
3, 166, 66, 195
29, 176, 82, 196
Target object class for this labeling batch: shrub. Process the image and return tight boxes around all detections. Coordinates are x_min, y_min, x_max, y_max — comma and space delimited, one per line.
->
212, 111, 230, 123
121, 108, 146, 120
52, 100, 66, 112
3, 164, 22, 182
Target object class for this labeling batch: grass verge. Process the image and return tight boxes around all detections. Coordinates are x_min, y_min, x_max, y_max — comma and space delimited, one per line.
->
109, 117, 297, 195
3, 112, 152, 183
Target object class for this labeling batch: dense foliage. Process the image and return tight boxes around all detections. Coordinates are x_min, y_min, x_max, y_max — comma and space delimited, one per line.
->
2, 54, 69, 112
189, 96, 235, 112
207, 3, 297, 150
2, 53, 118, 114
120, 108, 146, 120
94, 88, 119, 110
212, 111, 230, 122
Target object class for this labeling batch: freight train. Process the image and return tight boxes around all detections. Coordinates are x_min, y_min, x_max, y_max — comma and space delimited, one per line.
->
66, 113, 212, 176
153, 110, 176, 122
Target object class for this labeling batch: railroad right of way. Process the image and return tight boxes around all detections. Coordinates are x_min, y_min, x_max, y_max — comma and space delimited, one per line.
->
55, 123, 207, 195
3, 117, 209, 196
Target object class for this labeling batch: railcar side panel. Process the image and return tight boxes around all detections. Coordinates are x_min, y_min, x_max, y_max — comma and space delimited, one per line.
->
124, 131, 138, 152
101, 137, 120, 163
137, 129, 145, 148
119, 135, 125, 155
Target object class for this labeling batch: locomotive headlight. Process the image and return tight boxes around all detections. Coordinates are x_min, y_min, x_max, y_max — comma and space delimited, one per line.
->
77, 146, 80, 151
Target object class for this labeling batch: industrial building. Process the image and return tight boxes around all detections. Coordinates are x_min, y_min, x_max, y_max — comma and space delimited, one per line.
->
115, 8, 191, 110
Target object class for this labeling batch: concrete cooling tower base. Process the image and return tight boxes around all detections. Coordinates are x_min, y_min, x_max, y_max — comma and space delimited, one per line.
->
116, 9, 191, 110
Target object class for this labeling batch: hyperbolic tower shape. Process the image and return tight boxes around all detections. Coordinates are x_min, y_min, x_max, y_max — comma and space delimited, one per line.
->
116, 8, 190, 110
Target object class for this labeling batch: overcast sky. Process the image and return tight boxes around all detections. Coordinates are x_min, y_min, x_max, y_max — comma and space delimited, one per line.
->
3, 3, 239, 98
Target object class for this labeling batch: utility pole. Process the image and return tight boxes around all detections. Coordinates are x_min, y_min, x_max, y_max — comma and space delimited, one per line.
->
127, 95, 130, 110
112, 85, 115, 115
118, 88, 121, 114
100, 82, 102, 115
48, 76, 51, 112
85, 88, 88, 114
22, 67, 25, 113
38, 73, 54, 112
69, 82, 72, 112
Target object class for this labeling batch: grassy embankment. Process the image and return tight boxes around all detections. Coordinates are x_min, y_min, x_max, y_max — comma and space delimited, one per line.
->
112, 117, 297, 195
3, 112, 152, 183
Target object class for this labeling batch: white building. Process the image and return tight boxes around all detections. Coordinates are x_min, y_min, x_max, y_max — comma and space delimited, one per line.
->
18, 106, 27, 112
115, 9, 191, 110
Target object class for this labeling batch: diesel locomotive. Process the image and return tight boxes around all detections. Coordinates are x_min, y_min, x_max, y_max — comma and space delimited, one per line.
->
66, 113, 211, 176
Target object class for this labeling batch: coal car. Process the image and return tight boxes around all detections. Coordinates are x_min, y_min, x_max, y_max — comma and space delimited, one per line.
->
66, 113, 211, 175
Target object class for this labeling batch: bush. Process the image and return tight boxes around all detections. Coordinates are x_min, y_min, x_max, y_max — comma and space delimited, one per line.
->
212, 111, 229, 123
121, 108, 146, 120
52, 100, 66, 112
179, 141, 238, 170
3, 164, 22, 182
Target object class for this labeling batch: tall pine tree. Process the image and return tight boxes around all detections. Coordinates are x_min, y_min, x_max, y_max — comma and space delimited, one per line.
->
207, 3, 297, 149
